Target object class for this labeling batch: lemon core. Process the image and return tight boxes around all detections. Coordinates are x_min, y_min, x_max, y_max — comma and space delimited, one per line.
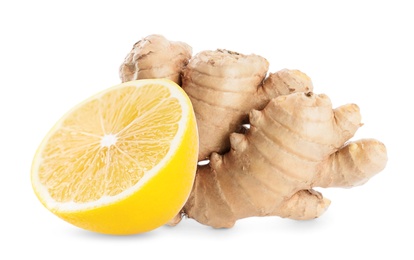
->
100, 134, 117, 147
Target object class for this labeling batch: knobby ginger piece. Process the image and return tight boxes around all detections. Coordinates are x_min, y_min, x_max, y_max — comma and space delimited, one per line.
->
181, 93, 387, 228
182, 49, 313, 160
119, 34, 192, 85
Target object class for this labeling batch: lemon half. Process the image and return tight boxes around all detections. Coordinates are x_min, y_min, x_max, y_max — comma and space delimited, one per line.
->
31, 79, 198, 235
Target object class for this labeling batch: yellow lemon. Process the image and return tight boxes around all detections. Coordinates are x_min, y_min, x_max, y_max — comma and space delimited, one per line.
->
31, 79, 198, 235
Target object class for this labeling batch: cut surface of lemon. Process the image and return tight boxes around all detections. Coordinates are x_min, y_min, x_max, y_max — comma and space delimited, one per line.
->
31, 79, 198, 235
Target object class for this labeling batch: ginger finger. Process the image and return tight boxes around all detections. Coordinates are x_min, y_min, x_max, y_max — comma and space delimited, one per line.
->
119, 34, 192, 84
258, 69, 313, 109
332, 103, 363, 146
315, 139, 388, 188
275, 189, 331, 220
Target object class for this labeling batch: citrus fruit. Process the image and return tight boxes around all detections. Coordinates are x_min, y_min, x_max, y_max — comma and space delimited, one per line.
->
31, 79, 198, 235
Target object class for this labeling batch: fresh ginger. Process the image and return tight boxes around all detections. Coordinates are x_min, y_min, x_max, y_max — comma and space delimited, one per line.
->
119, 34, 388, 228
182, 50, 313, 160
182, 93, 386, 227
119, 34, 192, 85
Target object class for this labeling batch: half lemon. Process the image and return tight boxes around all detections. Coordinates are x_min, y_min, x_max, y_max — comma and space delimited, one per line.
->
31, 79, 198, 235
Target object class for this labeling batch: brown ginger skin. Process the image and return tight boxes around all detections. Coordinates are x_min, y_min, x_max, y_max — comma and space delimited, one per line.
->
119, 34, 192, 85
182, 49, 313, 160
182, 93, 387, 228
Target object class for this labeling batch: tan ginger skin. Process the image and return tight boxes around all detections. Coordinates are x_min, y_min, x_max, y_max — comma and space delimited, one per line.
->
182, 50, 313, 160
119, 34, 192, 85
119, 34, 388, 228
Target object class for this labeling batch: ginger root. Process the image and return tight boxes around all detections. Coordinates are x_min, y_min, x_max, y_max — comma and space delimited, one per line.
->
119, 35, 388, 228
183, 93, 386, 228
119, 34, 192, 85
182, 50, 313, 160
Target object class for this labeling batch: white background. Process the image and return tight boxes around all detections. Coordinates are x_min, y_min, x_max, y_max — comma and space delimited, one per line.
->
1, 0, 413, 259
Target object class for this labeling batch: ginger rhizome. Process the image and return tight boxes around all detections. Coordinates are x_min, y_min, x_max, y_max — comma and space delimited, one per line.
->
120, 34, 192, 85
182, 50, 313, 160
119, 34, 388, 228
184, 93, 386, 227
